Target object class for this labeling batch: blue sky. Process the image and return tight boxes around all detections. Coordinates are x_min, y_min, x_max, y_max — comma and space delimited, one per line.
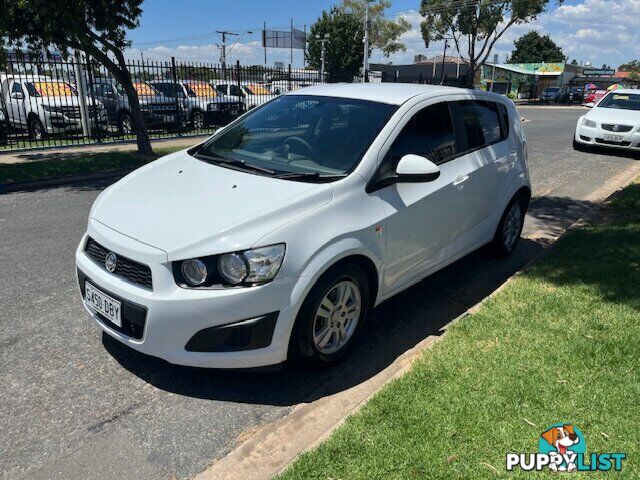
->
126, 0, 639, 68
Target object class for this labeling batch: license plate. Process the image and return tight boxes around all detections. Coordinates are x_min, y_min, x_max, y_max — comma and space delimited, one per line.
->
603, 134, 623, 142
85, 282, 122, 327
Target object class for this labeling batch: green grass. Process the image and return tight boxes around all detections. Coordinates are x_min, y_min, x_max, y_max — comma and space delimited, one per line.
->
0, 146, 182, 184
279, 181, 640, 479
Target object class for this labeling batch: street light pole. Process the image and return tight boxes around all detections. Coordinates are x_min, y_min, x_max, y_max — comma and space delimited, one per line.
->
362, 0, 371, 82
316, 34, 330, 81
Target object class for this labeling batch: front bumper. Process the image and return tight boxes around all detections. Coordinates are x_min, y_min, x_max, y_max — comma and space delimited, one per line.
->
575, 123, 640, 150
74, 224, 299, 368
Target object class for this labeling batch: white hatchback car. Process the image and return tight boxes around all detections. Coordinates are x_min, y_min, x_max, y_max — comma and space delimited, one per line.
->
76, 84, 531, 369
574, 89, 640, 151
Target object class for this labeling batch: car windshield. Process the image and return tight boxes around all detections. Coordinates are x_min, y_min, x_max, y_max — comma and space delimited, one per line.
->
185, 82, 217, 98
27, 81, 77, 97
598, 93, 640, 111
133, 82, 161, 96
194, 94, 397, 179
245, 84, 271, 95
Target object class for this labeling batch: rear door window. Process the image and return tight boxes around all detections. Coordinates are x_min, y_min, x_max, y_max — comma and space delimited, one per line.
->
450, 100, 505, 152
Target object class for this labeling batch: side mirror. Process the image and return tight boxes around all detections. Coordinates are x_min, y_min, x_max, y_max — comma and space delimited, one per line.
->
395, 154, 441, 183
366, 154, 440, 193
11, 92, 24, 100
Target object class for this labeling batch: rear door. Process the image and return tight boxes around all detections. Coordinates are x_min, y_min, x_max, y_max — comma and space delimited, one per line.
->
449, 100, 508, 241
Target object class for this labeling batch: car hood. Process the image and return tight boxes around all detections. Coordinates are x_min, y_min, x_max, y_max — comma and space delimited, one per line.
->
587, 107, 640, 124
90, 151, 334, 260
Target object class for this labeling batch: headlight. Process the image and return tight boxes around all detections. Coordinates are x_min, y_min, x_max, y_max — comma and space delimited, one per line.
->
583, 118, 597, 128
218, 253, 248, 284
181, 259, 208, 286
244, 245, 286, 283
174, 244, 285, 288
42, 105, 62, 113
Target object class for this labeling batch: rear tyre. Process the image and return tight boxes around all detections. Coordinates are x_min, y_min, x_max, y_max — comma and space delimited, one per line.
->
28, 117, 45, 141
491, 194, 527, 256
289, 264, 370, 367
191, 110, 205, 130
118, 112, 133, 135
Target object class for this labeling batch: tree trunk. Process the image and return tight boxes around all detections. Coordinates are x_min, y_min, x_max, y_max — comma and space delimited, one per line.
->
118, 72, 153, 156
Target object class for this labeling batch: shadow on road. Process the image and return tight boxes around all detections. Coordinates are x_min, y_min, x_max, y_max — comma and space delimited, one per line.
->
104, 236, 545, 407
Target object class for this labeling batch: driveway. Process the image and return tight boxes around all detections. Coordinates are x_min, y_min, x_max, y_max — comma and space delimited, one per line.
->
1, 106, 638, 479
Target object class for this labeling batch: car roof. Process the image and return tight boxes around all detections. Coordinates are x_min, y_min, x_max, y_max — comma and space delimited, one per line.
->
285, 83, 466, 105
607, 89, 640, 95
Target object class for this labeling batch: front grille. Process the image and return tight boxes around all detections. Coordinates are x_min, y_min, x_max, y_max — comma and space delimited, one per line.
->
84, 237, 153, 290
596, 138, 631, 146
58, 106, 99, 118
148, 104, 176, 113
602, 124, 633, 133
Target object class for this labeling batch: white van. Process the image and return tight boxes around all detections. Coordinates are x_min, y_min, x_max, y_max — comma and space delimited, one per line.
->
76, 84, 530, 369
0, 74, 107, 139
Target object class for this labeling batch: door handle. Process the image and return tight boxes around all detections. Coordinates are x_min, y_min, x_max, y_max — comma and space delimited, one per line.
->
453, 174, 469, 186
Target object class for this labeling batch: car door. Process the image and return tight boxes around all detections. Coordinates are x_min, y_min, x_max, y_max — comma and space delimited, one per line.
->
448, 100, 506, 243
376, 100, 480, 295
8, 81, 28, 129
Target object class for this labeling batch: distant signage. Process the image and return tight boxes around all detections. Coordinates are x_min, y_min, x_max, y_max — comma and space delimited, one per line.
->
263, 28, 306, 50
584, 69, 615, 76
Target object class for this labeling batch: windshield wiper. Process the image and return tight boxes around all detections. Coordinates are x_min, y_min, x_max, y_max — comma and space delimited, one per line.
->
194, 152, 275, 175
274, 171, 346, 181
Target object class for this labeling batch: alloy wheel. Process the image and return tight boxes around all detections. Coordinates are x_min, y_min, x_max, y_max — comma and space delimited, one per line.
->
502, 202, 523, 251
312, 280, 361, 355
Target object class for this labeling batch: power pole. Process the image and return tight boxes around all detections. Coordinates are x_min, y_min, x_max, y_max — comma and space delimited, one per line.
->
216, 30, 238, 77
316, 34, 330, 81
362, 0, 371, 82
440, 38, 448, 84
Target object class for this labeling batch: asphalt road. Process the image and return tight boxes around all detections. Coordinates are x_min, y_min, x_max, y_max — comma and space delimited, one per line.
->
1, 106, 638, 480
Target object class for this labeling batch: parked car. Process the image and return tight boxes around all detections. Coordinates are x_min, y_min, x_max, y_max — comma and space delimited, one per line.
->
0, 109, 8, 146
0, 74, 107, 140
559, 86, 584, 103
574, 89, 640, 151
583, 89, 608, 108
214, 82, 278, 110
539, 87, 562, 103
149, 80, 243, 128
92, 79, 187, 133
76, 84, 530, 368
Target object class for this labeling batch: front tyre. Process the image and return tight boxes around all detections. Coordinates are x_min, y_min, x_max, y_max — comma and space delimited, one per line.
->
289, 264, 370, 367
491, 195, 526, 256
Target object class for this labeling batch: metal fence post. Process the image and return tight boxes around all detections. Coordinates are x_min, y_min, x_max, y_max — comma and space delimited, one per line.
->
288, 64, 292, 92
73, 51, 92, 139
171, 57, 182, 135
85, 55, 103, 143
236, 60, 242, 105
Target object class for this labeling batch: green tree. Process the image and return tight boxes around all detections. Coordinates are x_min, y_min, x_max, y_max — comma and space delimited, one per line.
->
570, 58, 578, 65
342, 0, 411, 56
307, 7, 363, 79
420, 0, 562, 87
508, 31, 564, 63
619, 60, 640, 82
1, 0, 154, 155
306, 0, 410, 78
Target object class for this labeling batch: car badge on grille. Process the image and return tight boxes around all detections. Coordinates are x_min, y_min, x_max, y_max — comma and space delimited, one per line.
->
613, 124, 620, 132
105, 252, 117, 272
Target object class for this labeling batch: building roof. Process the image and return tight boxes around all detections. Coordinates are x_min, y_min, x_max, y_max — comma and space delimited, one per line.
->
287, 83, 463, 105
490, 63, 563, 76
